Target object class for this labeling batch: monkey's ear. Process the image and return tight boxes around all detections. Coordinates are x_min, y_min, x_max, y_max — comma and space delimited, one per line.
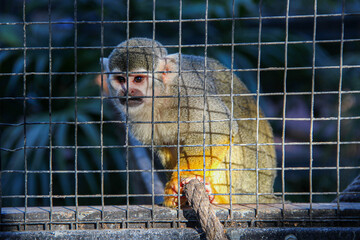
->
100, 57, 110, 73
158, 54, 178, 84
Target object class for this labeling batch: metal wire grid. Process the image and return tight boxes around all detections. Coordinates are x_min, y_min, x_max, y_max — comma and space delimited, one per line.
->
1, 0, 360, 230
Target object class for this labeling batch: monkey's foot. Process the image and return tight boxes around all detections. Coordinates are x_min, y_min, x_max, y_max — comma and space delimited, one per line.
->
181, 176, 215, 203
163, 175, 214, 207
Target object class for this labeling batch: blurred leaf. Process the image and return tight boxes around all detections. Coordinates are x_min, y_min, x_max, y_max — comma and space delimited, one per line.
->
78, 150, 100, 194
78, 113, 100, 145
8, 57, 24, 91
0, 51, 11, 66
35, 55, 48, 73
2, 124, 23, 151
0, 16, 22, 47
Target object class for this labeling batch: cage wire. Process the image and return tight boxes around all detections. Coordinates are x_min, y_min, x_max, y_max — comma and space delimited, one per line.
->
1, 0, 360, 235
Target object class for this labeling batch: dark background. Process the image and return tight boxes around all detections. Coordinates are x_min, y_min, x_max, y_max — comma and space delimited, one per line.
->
1, 0, 360, 207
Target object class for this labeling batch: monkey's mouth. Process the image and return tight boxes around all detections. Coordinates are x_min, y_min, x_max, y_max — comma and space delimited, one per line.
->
119, 96, 144, 107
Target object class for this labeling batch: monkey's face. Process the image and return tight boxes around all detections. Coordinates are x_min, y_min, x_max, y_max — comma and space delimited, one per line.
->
108, 68, 163, 114
101, 48, 178, 120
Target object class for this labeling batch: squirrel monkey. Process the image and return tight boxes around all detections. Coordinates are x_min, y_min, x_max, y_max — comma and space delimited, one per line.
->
101, 38, 278, 207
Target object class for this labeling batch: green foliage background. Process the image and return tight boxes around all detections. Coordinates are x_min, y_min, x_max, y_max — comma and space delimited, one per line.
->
1, 0, 359, 206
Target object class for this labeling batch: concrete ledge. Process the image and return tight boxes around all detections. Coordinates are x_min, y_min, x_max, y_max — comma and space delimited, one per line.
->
0, 229, 202, 240
227, 227, 360, 240
1, 203, 360, 232
1, 227, 360, 240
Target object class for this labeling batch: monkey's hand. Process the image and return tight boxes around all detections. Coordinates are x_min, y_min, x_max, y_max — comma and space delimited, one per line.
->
164, 175, 215, 207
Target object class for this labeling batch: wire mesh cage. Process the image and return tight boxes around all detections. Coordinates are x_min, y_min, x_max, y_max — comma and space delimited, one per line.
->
1, 0, 360, 238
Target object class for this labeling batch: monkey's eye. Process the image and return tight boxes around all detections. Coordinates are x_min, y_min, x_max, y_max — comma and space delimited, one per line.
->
134, 76, 144, 83
114, 76, 126, 83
